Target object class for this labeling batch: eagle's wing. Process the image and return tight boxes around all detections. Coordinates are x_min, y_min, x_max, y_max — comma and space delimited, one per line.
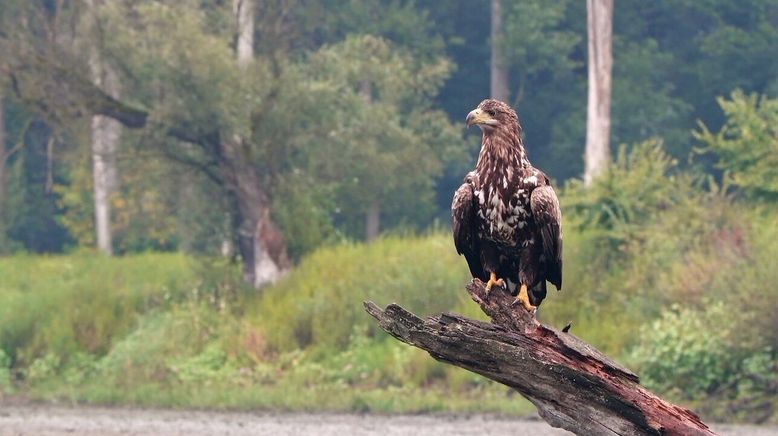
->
530, 185, 563, 290
452, 179, 485, 281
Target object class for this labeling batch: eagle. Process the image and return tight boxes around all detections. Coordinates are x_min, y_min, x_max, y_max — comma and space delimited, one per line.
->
452, 99, 562, 313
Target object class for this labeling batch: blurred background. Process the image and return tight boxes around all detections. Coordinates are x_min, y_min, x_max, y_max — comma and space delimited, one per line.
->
0, 0, 776, 427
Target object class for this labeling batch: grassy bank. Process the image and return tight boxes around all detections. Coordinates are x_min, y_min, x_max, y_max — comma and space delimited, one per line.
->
1, 209, 776, 421
0, 238, 534, 415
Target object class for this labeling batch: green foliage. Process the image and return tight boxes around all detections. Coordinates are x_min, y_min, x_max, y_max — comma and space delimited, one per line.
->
92, 2, 465, 252
277, 35, 465, 242
0, 348, 11, 393
502, 0, 581, 89
1, 247, 531, 415
626, 207, 778, 422
3, 0, 777, 256
630, 305, 777, 423
2, 212, 778, 421
611, 38, 693, 151
0, 0, 777, 422
247, 233, 471, 353
27, 353, 61, 384
630, 303, 734, 397
563, 140, 695, 247
0, 253, 198, 366
696, 91, 778, 200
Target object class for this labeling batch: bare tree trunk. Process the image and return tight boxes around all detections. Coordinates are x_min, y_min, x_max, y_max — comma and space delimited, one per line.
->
221, 142, 289, 287
358, 79, 381, 241
366, 202, 380, 241
89, 50, 121, 255
84, 0, 121, 255
490, 0, 510, 103
230, 0, 288, 288
226, 0, 254, 261
584, 0, 613, 186
234, 0, 254, 66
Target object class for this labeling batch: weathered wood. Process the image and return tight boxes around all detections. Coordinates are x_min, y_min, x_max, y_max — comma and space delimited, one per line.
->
364, 279, 717, 436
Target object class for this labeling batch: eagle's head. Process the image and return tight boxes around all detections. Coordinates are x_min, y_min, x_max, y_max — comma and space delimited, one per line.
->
465, 99, 521, 136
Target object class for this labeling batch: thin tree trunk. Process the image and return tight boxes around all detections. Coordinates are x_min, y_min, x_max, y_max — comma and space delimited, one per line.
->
490, 0, 510, 103
89, 51, 121, 255
584, 0, 613, 186
0, 93, 23, 242
359, 79, 381, 241
85, 0, 121, 255
366, 202, 380, 241
0, 93, 6, 244
226, 0, 254, 260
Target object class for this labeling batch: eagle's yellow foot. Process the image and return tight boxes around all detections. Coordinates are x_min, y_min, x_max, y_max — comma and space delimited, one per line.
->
512, 284, 537, 313
484, 272, 505, 297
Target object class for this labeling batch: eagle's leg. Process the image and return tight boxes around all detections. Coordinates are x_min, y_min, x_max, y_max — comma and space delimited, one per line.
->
512, 284, 537, 313
484, 272, 505, 296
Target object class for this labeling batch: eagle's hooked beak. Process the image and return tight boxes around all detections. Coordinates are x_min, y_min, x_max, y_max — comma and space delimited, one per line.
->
466, 108, 494, 128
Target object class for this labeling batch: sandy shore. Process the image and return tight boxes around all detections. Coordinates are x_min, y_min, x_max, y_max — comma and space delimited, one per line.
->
1, 405, 776, 436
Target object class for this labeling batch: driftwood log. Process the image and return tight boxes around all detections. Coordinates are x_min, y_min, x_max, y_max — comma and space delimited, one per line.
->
364, 279, 716, 436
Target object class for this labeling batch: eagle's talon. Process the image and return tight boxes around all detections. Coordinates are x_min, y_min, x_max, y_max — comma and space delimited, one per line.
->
515, 284, 537, 313
484, 272, 505, 297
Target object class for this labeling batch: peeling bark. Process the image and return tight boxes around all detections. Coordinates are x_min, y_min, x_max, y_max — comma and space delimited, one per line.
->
364, 279, 717, 436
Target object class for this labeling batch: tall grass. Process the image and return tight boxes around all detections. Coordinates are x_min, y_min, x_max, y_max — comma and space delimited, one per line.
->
0, 253, 198, 366
246, 234, 472, 353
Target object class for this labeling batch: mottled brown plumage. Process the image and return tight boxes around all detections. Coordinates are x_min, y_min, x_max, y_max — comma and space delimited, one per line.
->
452, 99, 562, 311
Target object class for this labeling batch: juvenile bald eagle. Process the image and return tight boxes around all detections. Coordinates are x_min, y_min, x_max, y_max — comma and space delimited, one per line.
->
452, 99, 562, 313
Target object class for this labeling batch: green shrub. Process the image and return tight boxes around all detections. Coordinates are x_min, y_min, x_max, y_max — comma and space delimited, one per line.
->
247, 234, 471, 353
0, 348, 12, 393
629, 303, 733, 398
93, 302, 240, 388
563, 140, 696, 250
696, 91, 778, 201
627, 209, 778, 422
0, 253, 199, 366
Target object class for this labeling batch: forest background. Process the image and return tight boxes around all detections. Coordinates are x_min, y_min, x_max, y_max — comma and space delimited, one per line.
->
0, 0, 776, 424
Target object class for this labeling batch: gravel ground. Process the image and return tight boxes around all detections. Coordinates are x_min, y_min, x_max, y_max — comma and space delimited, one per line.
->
0, 405, 776, 436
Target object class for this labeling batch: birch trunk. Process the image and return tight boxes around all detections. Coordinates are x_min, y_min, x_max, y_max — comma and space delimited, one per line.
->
89, 49, 121, 255
490, 0, 510, 103
584, 0, 613, 186
234, 0, 254, 66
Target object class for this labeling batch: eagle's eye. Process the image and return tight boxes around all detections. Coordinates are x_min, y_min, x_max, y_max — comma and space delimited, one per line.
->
486, 109, 496, 117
